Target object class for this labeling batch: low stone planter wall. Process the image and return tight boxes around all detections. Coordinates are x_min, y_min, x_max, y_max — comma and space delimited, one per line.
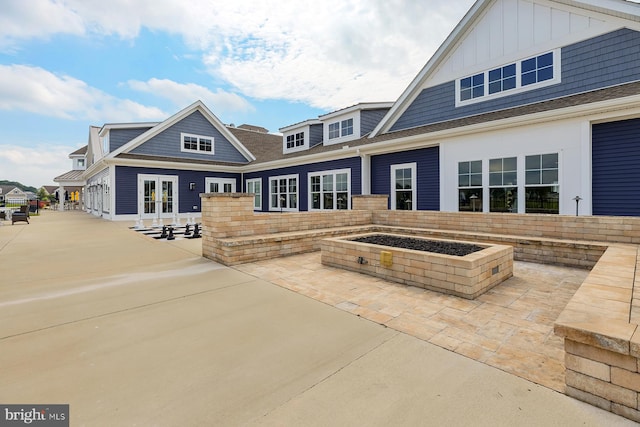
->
321, 233, 513, 299
554, 245, 640, 422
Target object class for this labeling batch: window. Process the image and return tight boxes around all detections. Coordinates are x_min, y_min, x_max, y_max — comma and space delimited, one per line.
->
181, 133, 215, 155
309, 170, 350, 210
458, 160, 482, 212
286, 132, 305, 149
246, 178, 262, 210
391, 163, 416, 210
488, 64, 516, 95
328, 122, 340, 139
522, 52, 554, 86
77, 158, 85, 168
205, 177, 235, 194
269, 175, 298, 211
457, 50, 558, 105
525, 153, 559, 214
460, 73, 484, 101
328, 119, 354, 139
489, 157, 517, 212
341, 119, 353, 137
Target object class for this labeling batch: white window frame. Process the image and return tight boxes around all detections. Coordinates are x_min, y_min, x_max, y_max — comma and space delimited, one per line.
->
181, 132, 215, 155
268, 174, 299, 212
282, 129, 309, 154
205, 177, 236, 193
137, 174, 179, 219
323, 114, 360, 145
455, 49, 561, 107
308, 169, 351, 211
390, 163, 417, 211
246, 178, 262, 211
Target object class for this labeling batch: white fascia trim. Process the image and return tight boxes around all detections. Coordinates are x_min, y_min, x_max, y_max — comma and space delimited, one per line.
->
362, 91, 640, 156
241, 146, 361, 173
98, 122, 159, 137
279, 119, 321, 133
555, 0, 640, 21
108, 100, 256, 162
104, 157, 243, 173
370, 0, 489, 138
319, 102, 394, 121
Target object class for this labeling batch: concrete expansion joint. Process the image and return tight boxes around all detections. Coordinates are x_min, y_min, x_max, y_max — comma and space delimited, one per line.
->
256, 332, 399, 421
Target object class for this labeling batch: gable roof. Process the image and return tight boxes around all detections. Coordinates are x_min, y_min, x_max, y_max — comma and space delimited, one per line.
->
371, 0, 640, 137
108, 100, 256, 162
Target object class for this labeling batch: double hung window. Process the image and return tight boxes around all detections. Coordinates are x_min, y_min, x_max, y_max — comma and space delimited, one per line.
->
246, 178, 262, 210
489, 157, 517, 212
525, 153, 559, 214
391, 163, 416, 210
458, 160, 482, 212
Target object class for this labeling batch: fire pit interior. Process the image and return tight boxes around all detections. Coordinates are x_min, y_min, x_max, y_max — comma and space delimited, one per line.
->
321, 233, 513, 299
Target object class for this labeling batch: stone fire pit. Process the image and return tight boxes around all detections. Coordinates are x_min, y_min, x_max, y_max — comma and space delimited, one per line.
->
321, 233, 513, 299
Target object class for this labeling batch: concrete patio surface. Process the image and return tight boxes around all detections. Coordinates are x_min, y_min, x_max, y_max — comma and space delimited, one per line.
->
0, 211, 634, 426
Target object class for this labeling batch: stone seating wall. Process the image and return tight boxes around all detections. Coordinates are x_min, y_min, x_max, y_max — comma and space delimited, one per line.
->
200, 192, 640, 422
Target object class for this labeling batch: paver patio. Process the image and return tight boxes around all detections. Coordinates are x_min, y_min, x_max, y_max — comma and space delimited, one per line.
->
236, 252, 588, 392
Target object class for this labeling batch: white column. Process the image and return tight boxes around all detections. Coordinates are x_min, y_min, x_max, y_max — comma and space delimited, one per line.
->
360, 152, 371, 195
58, 185, 65, 211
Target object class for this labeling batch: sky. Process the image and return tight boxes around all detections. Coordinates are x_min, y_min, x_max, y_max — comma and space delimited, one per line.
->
0, 0, 477, 188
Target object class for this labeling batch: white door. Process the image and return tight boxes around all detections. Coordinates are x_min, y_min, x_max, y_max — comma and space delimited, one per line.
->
138, 174, 179, 219
205, 177, 236, 193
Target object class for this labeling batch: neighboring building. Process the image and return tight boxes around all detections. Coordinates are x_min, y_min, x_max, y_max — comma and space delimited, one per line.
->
0, 186, 29, 206
54, 146, 87, 210
62, 0, 640, 220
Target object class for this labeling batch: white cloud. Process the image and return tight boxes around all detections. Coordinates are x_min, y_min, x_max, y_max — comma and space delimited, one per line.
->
127, 78, 254, 114
0, 65, 168, 122
0, 144, 77, 187
1, 0, 475, 110
0, 0, 85, 50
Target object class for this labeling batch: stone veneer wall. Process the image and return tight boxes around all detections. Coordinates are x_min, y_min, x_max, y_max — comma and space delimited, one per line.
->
200, 193, 640, 422
373, 210, 640, 244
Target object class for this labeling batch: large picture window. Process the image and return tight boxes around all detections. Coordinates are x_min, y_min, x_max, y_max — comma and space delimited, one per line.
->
309, 170, 350, 210
269, 175, 298, 211
391, 163, 416, 210
489, 157, 517, 213
525, 153, 559, 214
458, 160, 482, 212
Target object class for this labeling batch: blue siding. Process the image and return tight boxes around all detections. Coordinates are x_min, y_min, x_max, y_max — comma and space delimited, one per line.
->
371, 147, 439, 210
592, 118, 640, 216
360, 109, 389, 135
244, 157, 361, 212
131, 111, 249, 163
110, 127, 152, 152
391, 29, 640, 131
309, 123, 324, 147
115, 166, 240, 215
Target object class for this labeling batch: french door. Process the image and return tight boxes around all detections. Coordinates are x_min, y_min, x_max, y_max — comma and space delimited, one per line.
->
138, 174, 178, 219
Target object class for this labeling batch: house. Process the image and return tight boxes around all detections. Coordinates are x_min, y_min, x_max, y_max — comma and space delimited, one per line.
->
66, 0, 640, 221
0, 186, 29, 206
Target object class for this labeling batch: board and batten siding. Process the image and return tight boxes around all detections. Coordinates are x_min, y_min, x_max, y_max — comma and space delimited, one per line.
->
114, 166, 240, 215
371, 147, 440, 211
243, 157, 362, 212
391, 29, 640, 132
592, 118, 640, 217
130, 111, 249, 163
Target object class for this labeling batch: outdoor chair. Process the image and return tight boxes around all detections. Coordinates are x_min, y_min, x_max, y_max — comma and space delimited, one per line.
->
11, 205, 29, 225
